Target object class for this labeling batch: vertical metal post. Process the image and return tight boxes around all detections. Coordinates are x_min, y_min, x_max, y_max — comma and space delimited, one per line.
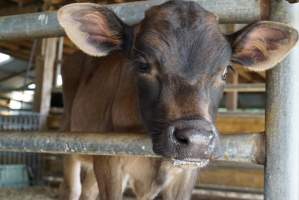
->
266, 1, 299, 200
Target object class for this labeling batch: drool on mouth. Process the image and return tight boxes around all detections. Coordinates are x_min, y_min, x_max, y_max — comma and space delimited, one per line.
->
171, 159, 210, 168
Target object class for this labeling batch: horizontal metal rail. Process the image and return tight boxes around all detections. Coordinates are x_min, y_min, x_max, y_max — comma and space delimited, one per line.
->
192, 188, 263, 200
0, 132, 265, 164
0, 0, 264, 41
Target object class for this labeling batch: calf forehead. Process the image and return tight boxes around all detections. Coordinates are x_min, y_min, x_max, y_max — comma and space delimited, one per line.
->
136, 1, 231, 79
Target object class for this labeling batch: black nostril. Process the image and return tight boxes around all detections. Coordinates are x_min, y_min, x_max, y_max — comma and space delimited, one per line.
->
172, 128, 215, 147
174, 129, 190, 145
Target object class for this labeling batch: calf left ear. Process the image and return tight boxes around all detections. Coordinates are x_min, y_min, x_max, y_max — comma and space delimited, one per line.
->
229, 21, 298, 71
58, 3, 131, 57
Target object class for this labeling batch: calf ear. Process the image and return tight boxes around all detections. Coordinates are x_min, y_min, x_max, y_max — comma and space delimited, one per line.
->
229, 21, 298, 71
58, 3, 130, 57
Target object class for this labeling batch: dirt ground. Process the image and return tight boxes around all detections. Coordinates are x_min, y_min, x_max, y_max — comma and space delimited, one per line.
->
0, 187, 59, 200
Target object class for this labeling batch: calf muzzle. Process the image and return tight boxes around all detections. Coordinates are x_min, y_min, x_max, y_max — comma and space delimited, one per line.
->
152, 118, 222, 164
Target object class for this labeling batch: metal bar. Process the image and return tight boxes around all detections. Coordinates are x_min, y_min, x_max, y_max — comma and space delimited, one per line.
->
192, 188, 263, 200
265, 1, 299, 200
224, 84, 265, 93
0, 11, 62, 41
0, 0, 263, 41
0, 132, 265, 164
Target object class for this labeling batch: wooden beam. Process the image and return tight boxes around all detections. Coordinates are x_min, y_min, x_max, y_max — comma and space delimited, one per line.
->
48, 113, 265, 134
0, 70, 28, 83
0, 95, 32, 104
224, 24, 238, 111
256, 71, 266, 80
226, 73, 239, 111
0, 44, 31, 60
217, 113, 265, 134
224, 83, 266, 92
33, 38, 58, 129
199, 166, 263, 190
11, 0, 34, 4
0, 4, 40, 16
236, 67, 255, 82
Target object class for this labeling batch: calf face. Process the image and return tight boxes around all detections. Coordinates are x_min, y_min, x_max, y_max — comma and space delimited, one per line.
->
58, 1, 298, 163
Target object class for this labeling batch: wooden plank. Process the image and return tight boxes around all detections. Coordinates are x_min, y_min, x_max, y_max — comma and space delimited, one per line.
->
217, 113, 265, 134
33, 38, 58, 130
226, 73, 239, 110
199, 166, 264, 190
11, 0, 34, 4
224, 24, 238, 111
48, 113, 265, 134
224, 83, 265, 92
236, 67, 255, 82
0, 4, 39, 16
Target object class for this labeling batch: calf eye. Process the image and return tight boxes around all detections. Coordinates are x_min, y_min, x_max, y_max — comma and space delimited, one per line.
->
137, 62, 151, 73
134, 56, 151, 74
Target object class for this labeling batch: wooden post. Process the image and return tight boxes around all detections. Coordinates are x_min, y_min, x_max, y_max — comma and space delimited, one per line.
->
224, 24, 239, 111
33, 38, 58, 130
53, 37, 64, 88
226, 73, 239, 111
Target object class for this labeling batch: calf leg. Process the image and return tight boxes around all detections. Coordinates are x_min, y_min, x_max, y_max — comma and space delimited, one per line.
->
60, 155, 82, 200
60, 52, 87, 200
161, 168, 198, 200
80, 167, 99, 200
132, 159, 174, 200
94, 156, 124, 200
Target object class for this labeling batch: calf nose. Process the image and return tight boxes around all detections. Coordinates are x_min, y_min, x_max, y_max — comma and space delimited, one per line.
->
166, 126, 217, 160
174, 128, 214, 147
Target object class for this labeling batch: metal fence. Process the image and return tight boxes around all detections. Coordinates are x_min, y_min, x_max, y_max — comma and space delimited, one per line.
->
0, 0, 298, 199
0, 113, 44, 185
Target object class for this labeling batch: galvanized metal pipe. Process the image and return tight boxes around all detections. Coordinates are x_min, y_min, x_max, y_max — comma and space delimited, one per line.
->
0, 132, 265, 164
192, 188, 263, 200
0, 0, 264, 40
265, 1, 299, 200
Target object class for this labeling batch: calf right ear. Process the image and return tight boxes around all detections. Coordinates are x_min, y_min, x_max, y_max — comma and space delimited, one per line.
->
229, 21, 298, 71
58, 3, 131, 57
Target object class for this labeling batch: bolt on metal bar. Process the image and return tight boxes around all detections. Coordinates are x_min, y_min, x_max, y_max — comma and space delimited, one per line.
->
0, 0, 263, 41
265, 1, 299, 200
0, 132, 265, 164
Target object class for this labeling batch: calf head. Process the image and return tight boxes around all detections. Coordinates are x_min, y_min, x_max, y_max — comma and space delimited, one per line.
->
58, 1, 298, 164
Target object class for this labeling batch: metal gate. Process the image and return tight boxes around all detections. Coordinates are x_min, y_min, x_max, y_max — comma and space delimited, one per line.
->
0, 0, 298, 199
0, 113, 44, 185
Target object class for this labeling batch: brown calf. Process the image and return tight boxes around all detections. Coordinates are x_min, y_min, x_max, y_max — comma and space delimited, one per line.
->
58, 1, 298, 200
